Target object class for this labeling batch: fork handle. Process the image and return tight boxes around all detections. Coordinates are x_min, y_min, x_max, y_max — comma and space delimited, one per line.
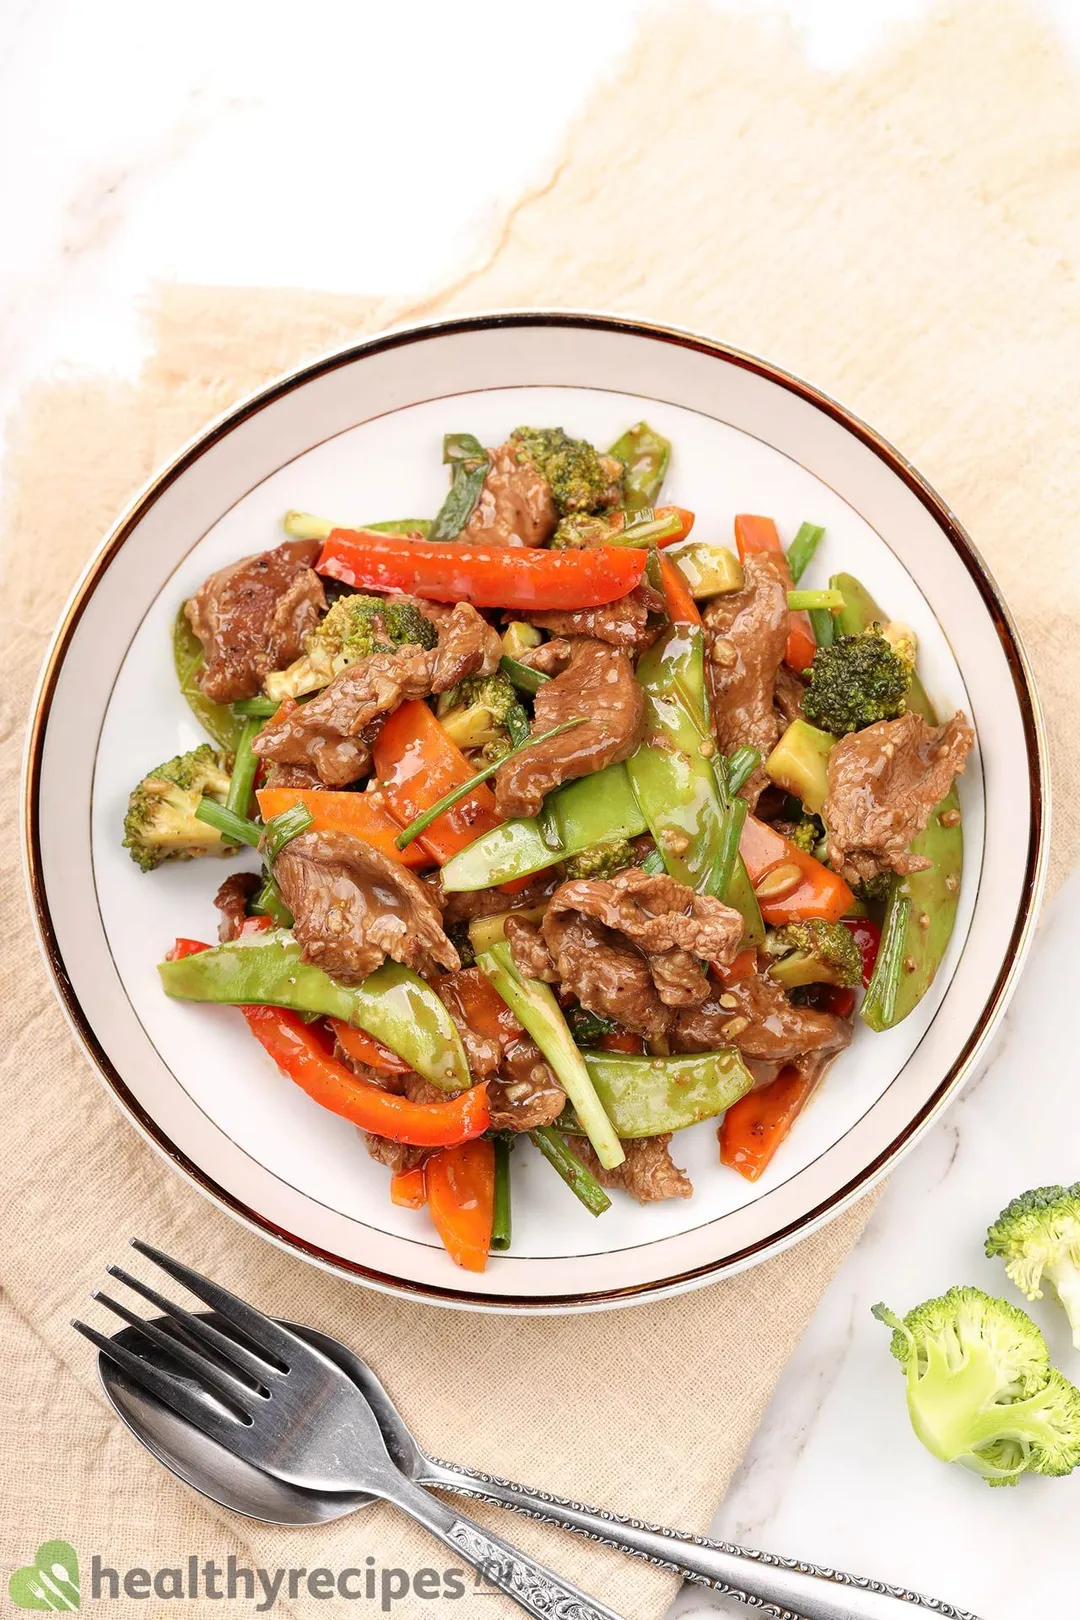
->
420, 1458, 982, 1620
379, 1471, 627, 1620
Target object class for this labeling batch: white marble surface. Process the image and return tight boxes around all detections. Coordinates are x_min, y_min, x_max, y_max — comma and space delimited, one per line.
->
4, 5, 1077, 1619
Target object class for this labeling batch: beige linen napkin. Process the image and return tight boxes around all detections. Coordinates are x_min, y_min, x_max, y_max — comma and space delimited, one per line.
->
4, 4, 1080, 1616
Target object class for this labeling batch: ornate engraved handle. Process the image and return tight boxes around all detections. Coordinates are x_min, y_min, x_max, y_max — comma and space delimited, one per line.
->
423, 1459, 982, 1620
381, 1471, 628, 1620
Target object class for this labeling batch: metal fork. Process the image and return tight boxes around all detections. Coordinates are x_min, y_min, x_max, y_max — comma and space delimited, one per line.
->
74, 1241, 624, 1620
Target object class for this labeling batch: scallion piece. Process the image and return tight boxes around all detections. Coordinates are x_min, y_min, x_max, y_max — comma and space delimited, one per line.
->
395, 719, 585, 850
529, 1126, 612, 1217
194, 798, 262, 848
250, 876, 294, 929
492, 1136, 513, 1251
231, 695, 281, 718
225, 717, 263, 820
499, 655, 550, 695
726, 746, 761, 798
479, 941, 624, 1170
639, 847, 667, 876
715, 796, 748, 903
786, 522, 825, 585
809, 607, 836, 650
263, 804, 314, 861
787, 588, 844, 612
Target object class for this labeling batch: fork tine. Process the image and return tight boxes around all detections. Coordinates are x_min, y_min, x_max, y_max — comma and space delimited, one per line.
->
92, 1293, 258, 1417
130, 1241, 296, 1368
106, 1265, 279, 1386
72, 1320, 247, 1449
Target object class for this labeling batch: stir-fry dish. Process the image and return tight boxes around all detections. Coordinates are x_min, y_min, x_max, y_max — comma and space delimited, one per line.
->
126, 422, 975, 1271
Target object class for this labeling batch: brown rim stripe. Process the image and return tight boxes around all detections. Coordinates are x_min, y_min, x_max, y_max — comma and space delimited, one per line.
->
22, 310, 1049, 1312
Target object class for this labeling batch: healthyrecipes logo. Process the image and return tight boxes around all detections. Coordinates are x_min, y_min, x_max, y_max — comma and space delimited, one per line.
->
8, 1545, 495, 1611
8, 1542, 80, 1611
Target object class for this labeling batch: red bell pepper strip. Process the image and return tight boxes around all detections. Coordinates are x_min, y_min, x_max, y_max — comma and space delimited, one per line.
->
243, 1005, 489, 1145
255, 786, 430, 869
596, 1030, 646, 1054
329, 1018, 411, 1075
372, 700, 503, 865
166, 938, 211, 961
714, 947, 758, 986
740, 814, 854, 925
658, 556, 702, 626
720, 1064, 818, 1181
390, 1166, 428, 1209
842, 917, 882, 987
734, 514, 816, 672
425, 1138, 495, 1271
317, 530, 648, 611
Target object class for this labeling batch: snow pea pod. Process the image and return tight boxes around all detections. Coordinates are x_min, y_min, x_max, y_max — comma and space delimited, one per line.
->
608, 421, 671, 510
560, 1048, 752, 1138
439, 763, 648, 891
831, 572, 964, 1031
158, 931, 469, 1090
172, 604, 243, 754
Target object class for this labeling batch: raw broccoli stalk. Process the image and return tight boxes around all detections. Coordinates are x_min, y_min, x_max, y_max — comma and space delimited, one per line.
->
563, 838, 636, 881
763, 918, 861, 990
510, 426, 622, 514
802, 627, 912, 735
987, 1185, 1080, 1348
873, 1287, 1080, 1485
265, 593, 436, 701
123, 744, 233, 872
436, 671, 529, 759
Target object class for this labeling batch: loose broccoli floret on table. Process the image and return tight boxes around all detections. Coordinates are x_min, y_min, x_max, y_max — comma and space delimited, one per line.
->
564, 838, 637, 881
987, 1185, 1080, 1349
510, 426, 622, 514
873, 1286, 1080, 1485
437, 670, 530, 759
123, 744, 233, 872
802, 627, 912, 735
265, 593, 436, 701
763, 919, 861, 990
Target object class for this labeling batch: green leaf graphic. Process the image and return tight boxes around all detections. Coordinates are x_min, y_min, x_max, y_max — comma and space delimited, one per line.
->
8, 1541, 79, 1611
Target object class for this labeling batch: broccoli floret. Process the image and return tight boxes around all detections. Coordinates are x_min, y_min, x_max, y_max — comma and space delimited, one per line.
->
987, 1185, 1080, 1349
873, 1287, 1080, 1485
763, 919, 861, 990
436, 671, 529, 760
564, 839, 636, 881
265, 593, 436, 701
510, 426, 622, 515
123, 744, 233, 872
785, 814, 824, 856
853, 870, 894, 905
802, 627, 912, 736
550, 511, 618, 549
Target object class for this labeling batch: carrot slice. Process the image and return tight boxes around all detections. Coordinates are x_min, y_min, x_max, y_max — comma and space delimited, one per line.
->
739, 814, 854, 925
720, 1065, 818, 1181
425, 1139, 495, 1271
390, 1166, 428, 1209
255, 787, 430, 868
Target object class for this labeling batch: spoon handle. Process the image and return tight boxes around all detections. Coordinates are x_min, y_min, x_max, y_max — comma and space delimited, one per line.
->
380, 1471, 628, 1620
420, 1458, 981, 1620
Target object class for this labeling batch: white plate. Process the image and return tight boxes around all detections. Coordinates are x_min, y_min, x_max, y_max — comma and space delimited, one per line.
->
23, 312, 1048, 1311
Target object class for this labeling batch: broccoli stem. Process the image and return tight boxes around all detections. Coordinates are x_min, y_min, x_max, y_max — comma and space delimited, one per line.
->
479, 942, 624, 1170
394, 718, 585, 850
787, 588, 844, 611
491, 1135, 513, 1251
225, 718, 263, 821
529, 1126, 612, 1217
499, 655, 550, 696
785, 521, 825, 585
194, 798, 262, 848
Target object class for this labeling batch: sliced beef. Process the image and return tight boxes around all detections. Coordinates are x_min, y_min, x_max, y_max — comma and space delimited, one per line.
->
774, 665, 807, 727
262, 761, 324, 790
461, 442, 558, 548
503, 916, 558, 981
488, 1038, 566, 1132
529, 869, 744, 1038
273, 829, 459, 982
252, 603, 499, 787
574, 1134, 693, 1203
520, 638, 574, 677
186, 539, 326, 703
702, 553, 790, 804
673, 971, 851, 1067
494, 639, 644, 819
524, 584, 664, 652
440, 870, 561, 928
823, 710, 974, 887
213, 871, 260, 942
434, 971, 504, 1081
363, 1133, 427, 1175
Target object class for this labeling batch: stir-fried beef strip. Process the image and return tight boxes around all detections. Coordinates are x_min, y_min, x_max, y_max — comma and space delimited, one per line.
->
186, 539, 326, 703
273, 829, 459, 983
494, 639, 644, 819
773, 664, 807, 727
823, 710, 974, 887
488, 1038, 566, 1132
524, 582, 665, 652
252, 603, 501, 787
673, 971, 852, 1069
461, 442, 559, 548
213, 872, 261, 942
440, 870, 561, 928
574, 1133, 693, 1203
510, 869, 744, 1039
519, 638, 574, 677
702, 553, 790, 804
262, 761, 324, 790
